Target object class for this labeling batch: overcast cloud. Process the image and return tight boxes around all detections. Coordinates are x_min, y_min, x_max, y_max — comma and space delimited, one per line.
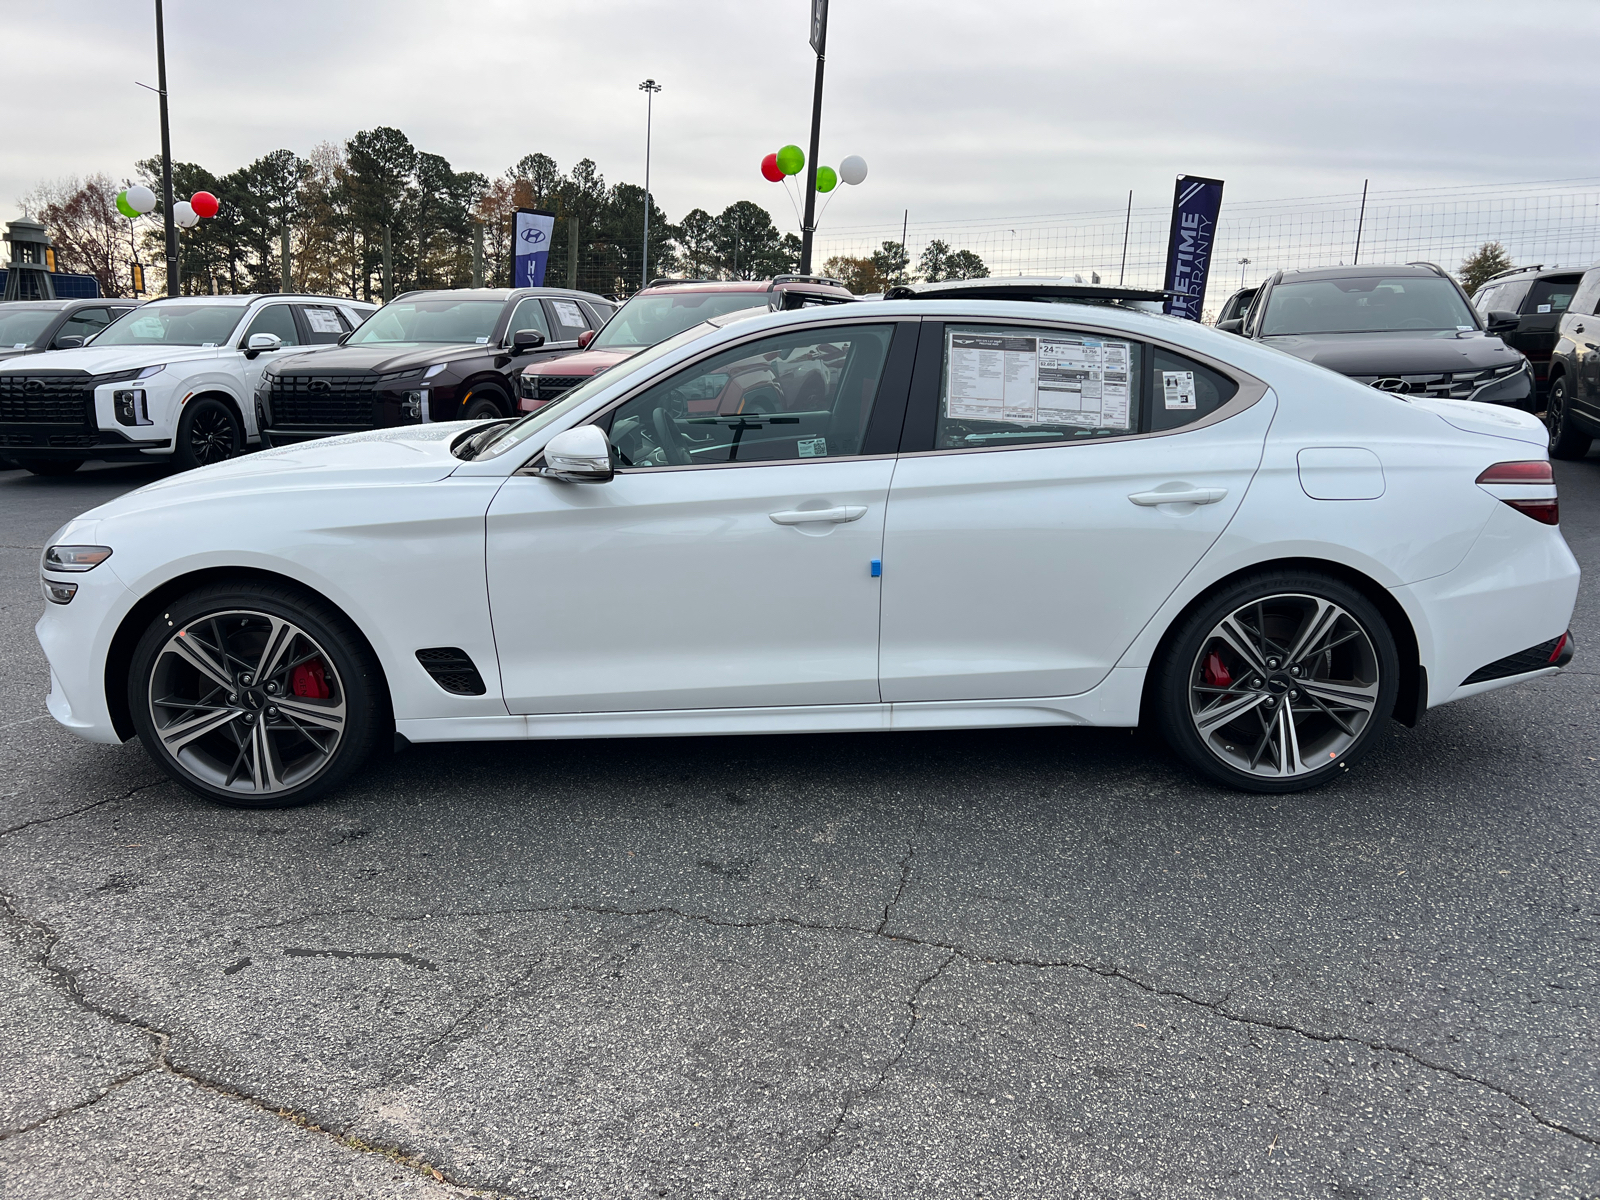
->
4, 0, 1597, 240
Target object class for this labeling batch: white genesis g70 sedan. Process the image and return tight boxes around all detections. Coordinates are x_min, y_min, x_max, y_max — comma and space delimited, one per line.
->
36, 299, 1578, 807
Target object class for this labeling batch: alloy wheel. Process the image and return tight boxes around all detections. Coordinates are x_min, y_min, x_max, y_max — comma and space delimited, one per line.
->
1187, 593, 1380, 779
1548, 380, 1566, 449
146, 609, 346, 796
189, 406, 237, 465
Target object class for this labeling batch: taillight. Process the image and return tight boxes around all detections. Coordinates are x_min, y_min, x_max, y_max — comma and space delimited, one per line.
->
1477, 460, 1558, 524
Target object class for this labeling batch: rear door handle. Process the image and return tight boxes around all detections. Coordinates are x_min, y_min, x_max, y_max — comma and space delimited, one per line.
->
1128, 487, 1228, 507
769, 505, 868, 525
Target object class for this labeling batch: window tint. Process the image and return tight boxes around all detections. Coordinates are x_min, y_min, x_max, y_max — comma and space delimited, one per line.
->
935, 325, 1141, 450
1471, 284, 1499, 315
544, 297, 592, 340
505, 297, 551, 341
1148, 347, 1240, 433
58, 307, 112, 343
241, 304, 300, 347
1574, 271, 1600, 317
297, 304, 348, 344
1527, 277, 1579, 316
1490, 279, 1532, 315
604, 324, 894, 468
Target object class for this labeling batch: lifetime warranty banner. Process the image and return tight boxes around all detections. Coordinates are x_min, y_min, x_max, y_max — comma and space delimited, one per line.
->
1162, 175, 1224, 321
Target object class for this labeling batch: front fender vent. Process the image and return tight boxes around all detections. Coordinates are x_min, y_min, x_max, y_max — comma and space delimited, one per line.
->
415, 647, 487, 696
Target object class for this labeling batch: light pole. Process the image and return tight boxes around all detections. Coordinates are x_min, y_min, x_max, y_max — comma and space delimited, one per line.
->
154, 0, 177, 295
799, 0, 828, 275
639, 79, 661, 292
1237, 257, 1251, 289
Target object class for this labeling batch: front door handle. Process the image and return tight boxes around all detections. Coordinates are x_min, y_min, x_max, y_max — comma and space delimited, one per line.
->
769, 505, 868, 525
1128, 486, 1228, 507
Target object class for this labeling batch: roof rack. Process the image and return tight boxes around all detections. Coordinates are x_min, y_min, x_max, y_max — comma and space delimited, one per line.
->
644, 277, 715, 288
882, 280, 1173, 303
1404, 261, 1451, 278
769, 274, 848, 290
1481, 263, 1543, 284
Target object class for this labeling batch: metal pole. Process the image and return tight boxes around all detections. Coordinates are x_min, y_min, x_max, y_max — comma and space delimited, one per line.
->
1118, 190, 1132, 284
471, 220, 483, 287
154, 0, 177, 295
281, 226, 291, 291
639, 80, 660, 290
900, 209, 908, 284
799, 8, 827, 275
567, 215, 578, 289
382, 225, 392, 303
1353, 178, 1369, 266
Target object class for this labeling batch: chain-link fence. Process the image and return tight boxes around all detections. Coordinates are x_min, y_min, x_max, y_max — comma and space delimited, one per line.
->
813, 177, 1600, 307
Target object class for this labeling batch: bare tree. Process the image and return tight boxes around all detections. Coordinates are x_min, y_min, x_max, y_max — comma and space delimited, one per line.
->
23, 174, 141, 297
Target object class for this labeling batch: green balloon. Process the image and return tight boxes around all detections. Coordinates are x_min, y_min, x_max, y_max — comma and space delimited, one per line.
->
816, 166, 838, 194
776, 144, 805, 176
115, 190, 139, 220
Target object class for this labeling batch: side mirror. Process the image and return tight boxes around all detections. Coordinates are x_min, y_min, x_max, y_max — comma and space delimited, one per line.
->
510, 328, 546, 355
539, 425, 614, 483
577, 329, 597, 349
1216, 318, 1245, 335
1485, 310, 1520, 334
244, 332, 282, 359
55, 335, 84, 349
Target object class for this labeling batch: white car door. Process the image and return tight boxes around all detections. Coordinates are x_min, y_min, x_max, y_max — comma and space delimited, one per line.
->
486, 318, 918, 714
879, 319, 1274, 702
234, 303, 306, 434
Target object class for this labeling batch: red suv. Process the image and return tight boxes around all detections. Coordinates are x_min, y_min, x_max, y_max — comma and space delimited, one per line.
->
517, 275, 853, 412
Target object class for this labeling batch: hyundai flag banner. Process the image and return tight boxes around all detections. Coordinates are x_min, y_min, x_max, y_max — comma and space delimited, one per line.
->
514, 208, 556, 288
1161, 175, 1224, 321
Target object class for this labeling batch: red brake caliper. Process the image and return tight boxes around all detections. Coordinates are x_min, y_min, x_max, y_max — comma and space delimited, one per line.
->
292, 661, 330, 700
1203, 652, 1232, 689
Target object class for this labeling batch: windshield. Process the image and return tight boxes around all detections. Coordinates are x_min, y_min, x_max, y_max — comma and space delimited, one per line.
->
0, 308, 56, 349
1261, 276, 1477, 336
93, 303, 245, 347
591, 292, 769, 349
473, 322, 719, 461
346, 299, 504, 345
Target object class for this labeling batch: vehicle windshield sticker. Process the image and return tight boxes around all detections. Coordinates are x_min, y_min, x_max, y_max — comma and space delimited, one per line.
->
1163, 370, 1197, 410
202, 342, 216, 348
304, 308, 343, 334
475, 336, 489, 344
1538, 304, 1552, 314
945, 330, 1131, 430
550, 300, 586, 329
798, 437, 827, 457
11, 343, 23, 350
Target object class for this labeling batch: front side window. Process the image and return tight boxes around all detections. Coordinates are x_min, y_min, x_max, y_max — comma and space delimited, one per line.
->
936, 325, 1142, 450
95, 303, 247, 347
590, 292, 770, 350
1260, 276, 1477, 335
241, 304, 300, 347
603, 324, 895, 468
1471, 285, 1500, 315
505, 297, 551, 341
345, 299, 504, 345
58, 307, 111, 343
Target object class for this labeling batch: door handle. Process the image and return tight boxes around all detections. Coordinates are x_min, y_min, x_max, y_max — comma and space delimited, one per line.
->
1575, 323, 1585, 334
769, 505, 868, 525
1128, 487, 1228, 507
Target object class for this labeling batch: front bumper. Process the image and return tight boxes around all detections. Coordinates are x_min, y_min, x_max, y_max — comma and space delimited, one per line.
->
0, 424, 171, 460
36, 555, 133, 744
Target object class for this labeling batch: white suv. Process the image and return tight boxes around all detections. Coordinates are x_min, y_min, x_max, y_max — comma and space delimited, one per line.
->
0, 293, 375, 475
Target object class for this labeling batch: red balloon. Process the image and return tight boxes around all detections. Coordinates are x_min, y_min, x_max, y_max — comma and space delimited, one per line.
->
190, 191, 219, 219
760, 153, 784, 183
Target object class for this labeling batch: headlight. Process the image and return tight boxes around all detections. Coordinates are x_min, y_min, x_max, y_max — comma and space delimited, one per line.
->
43, 545, 113, 572
97, 364, 167, 384
42, 579, 78, 604
424, 363, 448, 379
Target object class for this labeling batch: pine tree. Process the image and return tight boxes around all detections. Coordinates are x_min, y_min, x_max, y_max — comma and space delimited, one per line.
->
1459, 242, 1513, 296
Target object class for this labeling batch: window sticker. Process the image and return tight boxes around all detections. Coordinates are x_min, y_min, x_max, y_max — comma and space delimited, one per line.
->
305, 307, 343, 333
945, 330, 1132, 430
798, 437, 827, 457
550, 299, 587, 330
475, 336, 489, 344
1537, 304, 1552, 314
1162, 370, 1196, 410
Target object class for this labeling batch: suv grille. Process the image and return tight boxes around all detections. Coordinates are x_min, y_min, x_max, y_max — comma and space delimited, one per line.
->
524, 374, 589, 405
1356, 364, 1520, 400
269, 373, 381, 427
0, 374, 95, 425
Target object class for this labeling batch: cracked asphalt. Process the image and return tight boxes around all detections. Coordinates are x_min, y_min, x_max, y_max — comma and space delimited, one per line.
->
1, 456, 1596, 1199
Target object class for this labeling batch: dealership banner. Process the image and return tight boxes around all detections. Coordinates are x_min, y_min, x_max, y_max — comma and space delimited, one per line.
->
1161, 175, 1224, 321
514, 208, 556, 287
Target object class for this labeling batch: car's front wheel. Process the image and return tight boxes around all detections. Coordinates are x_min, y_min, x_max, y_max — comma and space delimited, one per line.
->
175, 397, 242, 470
1154, 572, 1399, 792
128, 582, 386, 808
1547, 375, 1591, 460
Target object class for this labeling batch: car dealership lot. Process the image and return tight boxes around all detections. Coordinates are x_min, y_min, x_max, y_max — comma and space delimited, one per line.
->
1, 463, 1597, 1195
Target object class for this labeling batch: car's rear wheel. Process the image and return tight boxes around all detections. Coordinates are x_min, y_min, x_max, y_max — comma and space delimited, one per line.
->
128, 582, 386, 808
1154, 572, 1399, 793
175, 397, 242, 470
16, 457, 83, 476
1547, 375, 1591, 460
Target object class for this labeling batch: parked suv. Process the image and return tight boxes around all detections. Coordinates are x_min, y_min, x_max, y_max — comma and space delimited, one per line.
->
517, 275, 853, 412
1219, 263, 1533, 408
0, 293, 373, 474
0, 298, 142, 363
1469, 264, 1584, 399
258, 287, 612, 445
1542, 263, 1600, 458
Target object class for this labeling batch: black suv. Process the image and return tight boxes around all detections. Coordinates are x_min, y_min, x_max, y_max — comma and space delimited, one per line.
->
258, 287, 613, 446
1469, 265, 1584, 400
0, 298, 141, 363
1219, 263, 1533, 407
1543, 262, 1600, 458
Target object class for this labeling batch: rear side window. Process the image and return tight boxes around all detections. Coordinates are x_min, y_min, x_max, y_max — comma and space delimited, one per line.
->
544, 298, 592, 341
1527, 277, 1580, 315
1148, 347, 1240, 433
297, 305, 348, 344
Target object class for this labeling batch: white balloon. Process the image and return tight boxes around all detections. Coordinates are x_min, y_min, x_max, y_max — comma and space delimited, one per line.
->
839, 155, 868, 186
126, 184, 157, 214
172, 200, 198, 229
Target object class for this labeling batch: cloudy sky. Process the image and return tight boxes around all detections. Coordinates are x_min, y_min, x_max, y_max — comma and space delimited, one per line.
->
5, 0, 1597, 256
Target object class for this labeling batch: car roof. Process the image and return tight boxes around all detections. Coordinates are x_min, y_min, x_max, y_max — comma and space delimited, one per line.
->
391, 287, 610, 303
885, 277, 1172, 305
1276, 263, 1452, 283
138, 293, 373, 308
1479, 264, 1586, 284
637, 275, 853, 297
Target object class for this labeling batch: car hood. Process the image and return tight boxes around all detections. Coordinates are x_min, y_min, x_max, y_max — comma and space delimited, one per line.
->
1406, 394, 1547, 446
269, 342, 492, 375
523, 346, 639, 376
0, 347, 31, 362
80, 422, 481, 524
0, 343, 235, 375
1260, 330, 1519, 377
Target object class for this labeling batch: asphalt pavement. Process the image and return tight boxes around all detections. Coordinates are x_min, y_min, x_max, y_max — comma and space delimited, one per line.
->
0, 455, 1596, 1199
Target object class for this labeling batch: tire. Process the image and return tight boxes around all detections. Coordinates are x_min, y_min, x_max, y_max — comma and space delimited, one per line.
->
127, 581, 387, 808
175, 397, 242, 471
1546, 375, 1591, 461
1154, 570, 1399, 793
16, 457, 83, 476
461, 387, 508, 421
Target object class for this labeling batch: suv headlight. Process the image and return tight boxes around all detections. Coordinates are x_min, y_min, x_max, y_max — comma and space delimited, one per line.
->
97, 364, 167, 384
44, 545, 113, 572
